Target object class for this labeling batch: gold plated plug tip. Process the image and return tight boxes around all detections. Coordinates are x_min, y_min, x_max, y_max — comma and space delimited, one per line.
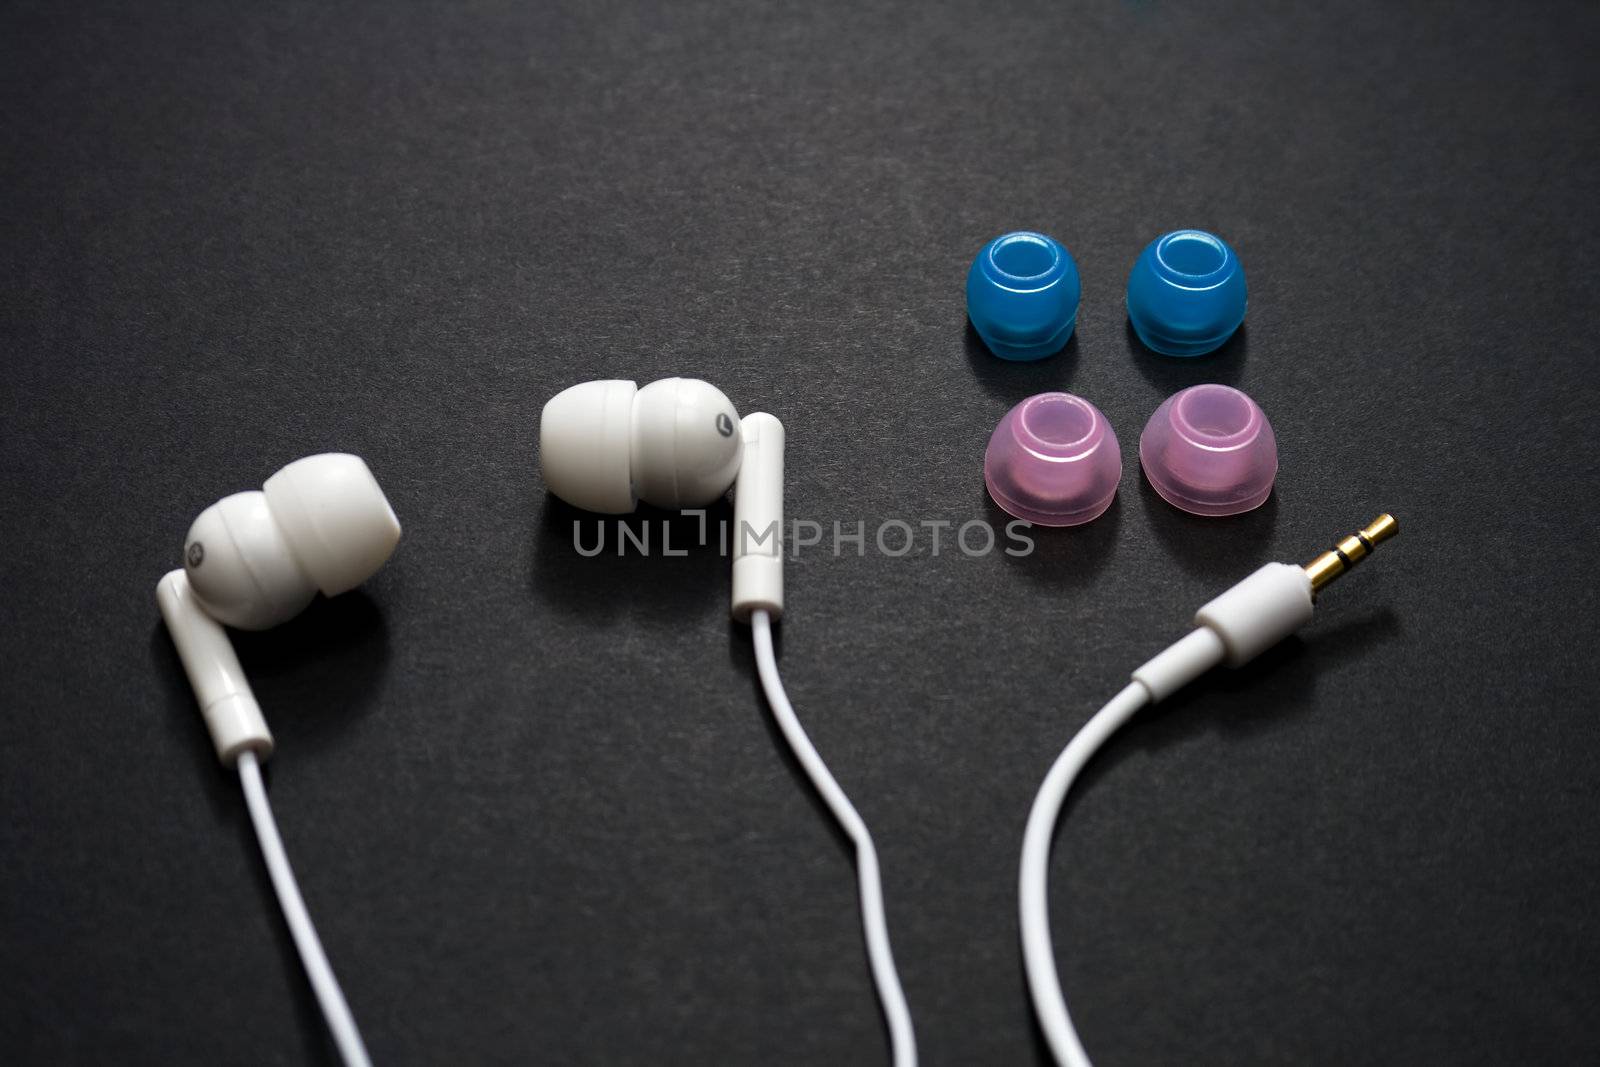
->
1304, 514, 1399, 594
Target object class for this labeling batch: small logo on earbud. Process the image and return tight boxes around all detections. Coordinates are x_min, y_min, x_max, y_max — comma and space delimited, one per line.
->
186, 542, 204, 568
715, 412, 735, 437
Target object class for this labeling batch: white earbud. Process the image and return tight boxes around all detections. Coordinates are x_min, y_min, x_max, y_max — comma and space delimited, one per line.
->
540, 377, 746, 512
156, 453, 402, 764
540, 377, 784, 621
538, 382, 917, 1062
155, 453, 398, 1067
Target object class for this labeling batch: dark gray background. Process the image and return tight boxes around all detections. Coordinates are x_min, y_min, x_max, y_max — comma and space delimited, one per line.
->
3, 1, 1598, 1064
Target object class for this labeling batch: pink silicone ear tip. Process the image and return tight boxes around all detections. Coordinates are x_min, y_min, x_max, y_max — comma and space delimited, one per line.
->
1139, 384, 1277, 516
984, 393, 1121, 527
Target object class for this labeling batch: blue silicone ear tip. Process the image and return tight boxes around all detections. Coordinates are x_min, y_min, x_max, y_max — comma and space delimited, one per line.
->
966, 232, 1081, 361
1126, 230, 1247, 357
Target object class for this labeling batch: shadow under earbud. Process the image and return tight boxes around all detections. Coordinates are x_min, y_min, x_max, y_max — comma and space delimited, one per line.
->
982, 489, 1121, 592
228, 591, 391, 745
1128, 319, 1248, 393
1139, 475, 1279, 580
148, 591, 391, 785
964, 321, 1079, 403
529, 492, 735, 626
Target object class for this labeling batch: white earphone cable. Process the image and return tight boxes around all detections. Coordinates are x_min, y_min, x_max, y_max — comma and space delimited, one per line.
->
236, 750, 373, 1067
750, 609, 918, 1067
1018, 682, 1151, 1067
1018, 520, 1397, 1066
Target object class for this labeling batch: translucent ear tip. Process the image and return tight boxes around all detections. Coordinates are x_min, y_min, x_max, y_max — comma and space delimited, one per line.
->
984, 392, 1120, 527
1139, 384, 1277, 517
1126, 229, 1247, 357
966, 231, 1081, 361
263, 454, 402, 596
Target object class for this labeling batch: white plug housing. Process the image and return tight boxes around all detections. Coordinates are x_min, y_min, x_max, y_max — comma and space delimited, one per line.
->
1131, 627, 1226, 701
731, 413, 784, 623
1132, 563, 1316, 701
1194, 561, 1314, 666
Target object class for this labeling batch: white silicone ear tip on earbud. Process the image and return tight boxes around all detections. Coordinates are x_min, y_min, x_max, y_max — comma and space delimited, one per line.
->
540, 379, 639, 513
630, 377, 743, 508
263, 454, 402, 597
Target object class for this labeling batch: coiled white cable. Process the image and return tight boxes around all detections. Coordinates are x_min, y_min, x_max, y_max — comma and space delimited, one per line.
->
237, 750, 373, 1067
750, 609, 917, 1067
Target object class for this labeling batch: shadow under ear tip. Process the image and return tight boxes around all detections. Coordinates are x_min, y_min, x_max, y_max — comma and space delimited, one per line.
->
986, 490, 1121, 590
225, 590, 390, 664
965, 324, 1081, 404
538, 491, 587, 530
1127, 320, 1249, 392
1138, 476, 1279, 579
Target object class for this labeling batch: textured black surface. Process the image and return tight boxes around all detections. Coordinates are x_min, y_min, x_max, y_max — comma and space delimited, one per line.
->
3, 2, 1599, 1064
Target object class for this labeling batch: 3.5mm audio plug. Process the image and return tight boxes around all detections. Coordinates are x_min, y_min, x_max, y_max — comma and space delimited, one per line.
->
1305, 513, 1399, 594
1022, 515, 1401, 1067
